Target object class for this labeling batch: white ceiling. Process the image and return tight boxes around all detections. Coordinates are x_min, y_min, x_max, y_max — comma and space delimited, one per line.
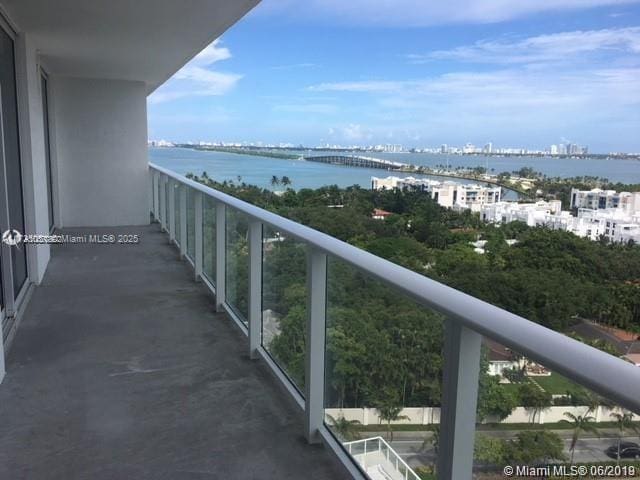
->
1, 0, 259, 93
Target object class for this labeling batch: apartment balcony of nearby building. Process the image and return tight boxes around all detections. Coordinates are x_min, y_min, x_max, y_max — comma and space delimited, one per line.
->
0, 2, 639, 480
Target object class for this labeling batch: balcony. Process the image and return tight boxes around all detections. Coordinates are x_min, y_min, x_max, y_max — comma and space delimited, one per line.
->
0, 2, 639, 478
0, 164, 638, 479
0, 224, 347, 479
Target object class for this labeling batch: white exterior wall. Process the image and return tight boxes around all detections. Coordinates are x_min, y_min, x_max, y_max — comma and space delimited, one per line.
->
14, 33, 50, 284
51, 77, 148, 227
326, 406, 637, 426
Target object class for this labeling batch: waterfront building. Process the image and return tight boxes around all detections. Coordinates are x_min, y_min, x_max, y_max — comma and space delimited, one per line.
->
573, 208, 640, 243
480, 200, 563, 226
372, 176, 501, 212
570, 188, 640, 214
481, 202, 640, 244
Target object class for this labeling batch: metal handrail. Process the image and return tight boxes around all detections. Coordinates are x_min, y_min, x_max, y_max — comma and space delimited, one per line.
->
149, 162, 640, 414
343, 436, 421, 480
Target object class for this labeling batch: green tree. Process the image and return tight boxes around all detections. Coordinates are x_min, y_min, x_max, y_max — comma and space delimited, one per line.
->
281, 176, 292, 187
610, 411, 640, 464
375, 388, 408, 442
477, 350, 518, 422
508, 430, 566, 465
561, 411, 600, 464
325, 413, 361, 441
519, 383, 552, 423
474, 434, 509, 465
270, 175, 280, 187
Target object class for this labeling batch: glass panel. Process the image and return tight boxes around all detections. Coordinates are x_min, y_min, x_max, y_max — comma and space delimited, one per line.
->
202, 196, 216, 284
41, 74, 54, 231
261, 224, 307, 392
174, 183, 181, 245
1, 27, 28, 297
324, 257, 444, 479
186, 187, 195, 260
473, 338, 640, 476
225, 208, 249, 323
164, 180, 169, 225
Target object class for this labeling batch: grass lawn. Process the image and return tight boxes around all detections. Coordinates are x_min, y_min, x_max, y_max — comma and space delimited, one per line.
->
533, 373, 581, 395
499, 383, 522, 396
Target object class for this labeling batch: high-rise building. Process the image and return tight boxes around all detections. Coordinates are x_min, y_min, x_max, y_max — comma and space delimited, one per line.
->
550, 144, 558, 155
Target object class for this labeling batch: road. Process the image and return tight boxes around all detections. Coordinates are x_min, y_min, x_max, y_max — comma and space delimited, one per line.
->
364, 431, 640, 469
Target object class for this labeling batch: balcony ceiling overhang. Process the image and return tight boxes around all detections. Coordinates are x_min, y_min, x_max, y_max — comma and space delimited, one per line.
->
1, 0, 259, 94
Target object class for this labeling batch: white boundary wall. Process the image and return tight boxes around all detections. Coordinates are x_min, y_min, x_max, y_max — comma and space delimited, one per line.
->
327, 406, 638, 426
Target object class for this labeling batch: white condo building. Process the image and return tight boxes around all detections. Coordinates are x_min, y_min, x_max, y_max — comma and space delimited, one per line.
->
481, 201, 640, 244
371, 176, 501, 212
480, 200, 563, 227
570, 188, 640, 214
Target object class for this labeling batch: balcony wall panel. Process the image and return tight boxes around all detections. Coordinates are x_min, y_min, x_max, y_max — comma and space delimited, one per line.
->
51, 76, 148, 227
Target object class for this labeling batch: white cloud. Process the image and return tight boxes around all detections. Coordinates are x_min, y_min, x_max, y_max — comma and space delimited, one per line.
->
308, 80, 405, 93
407, 27, 640, 64
255, 0, 640, 26
149, 39, 241, 104
306, 67, 640, 133
271, 63, 319, 70
273, 103, 338, 114
340, 123, 373, 141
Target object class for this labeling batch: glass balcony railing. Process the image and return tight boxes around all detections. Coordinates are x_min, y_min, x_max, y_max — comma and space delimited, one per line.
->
149, 164, 640, 480
225, 208, 249, 325
186, 187, 196, 261
261, 224, 307, 392
202, 196, 216, 284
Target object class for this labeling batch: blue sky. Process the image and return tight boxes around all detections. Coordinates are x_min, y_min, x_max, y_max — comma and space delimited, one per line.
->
148, 0, 640, 152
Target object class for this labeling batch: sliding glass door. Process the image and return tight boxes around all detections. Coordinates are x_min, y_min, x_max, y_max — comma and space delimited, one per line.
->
41, 73, 54, 231
0, 24, 28, 336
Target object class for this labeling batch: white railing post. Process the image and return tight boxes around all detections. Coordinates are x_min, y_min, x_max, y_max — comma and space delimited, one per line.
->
148, 168, 154, 220
248, 219, 262, 359
305, 248, 327, 444
437, 322, 482, 480
160, 175, 167, 231
168, 179, 176, 243
152, 171, 159, 221
215, 203, 226, 312
179, 185, 187, 258
195, 191, 203, 281
363, 439, 367, 469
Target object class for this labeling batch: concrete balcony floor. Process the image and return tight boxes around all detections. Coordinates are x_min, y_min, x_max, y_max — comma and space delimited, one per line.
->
0, 225, 347, 480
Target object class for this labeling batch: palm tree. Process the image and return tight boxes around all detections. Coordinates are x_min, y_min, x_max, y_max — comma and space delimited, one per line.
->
325, 413, 361, 441
376, 403, 409, 442
270, 175, 280, 187
281, 176, 291, 187
561, 411, 600, 464
610, 411, 639, 464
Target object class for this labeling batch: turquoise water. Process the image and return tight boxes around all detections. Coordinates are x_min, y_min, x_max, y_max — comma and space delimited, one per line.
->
148, 147, 640, 196
354, 152, 640, 182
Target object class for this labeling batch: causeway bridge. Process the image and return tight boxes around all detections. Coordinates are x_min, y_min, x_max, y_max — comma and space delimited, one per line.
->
303, 155, 407, 171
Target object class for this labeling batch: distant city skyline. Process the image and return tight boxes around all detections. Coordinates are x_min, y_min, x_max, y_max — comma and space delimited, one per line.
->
150, 138, 618, 155
147, 0, 640, 152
